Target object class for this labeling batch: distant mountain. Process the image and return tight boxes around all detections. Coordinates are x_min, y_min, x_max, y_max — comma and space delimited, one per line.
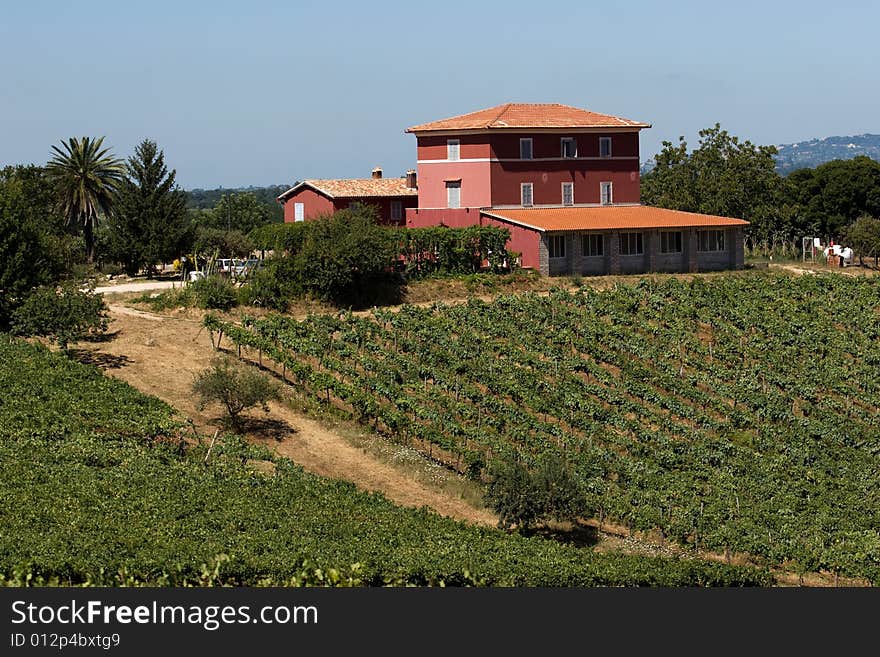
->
774, 134, 880, 175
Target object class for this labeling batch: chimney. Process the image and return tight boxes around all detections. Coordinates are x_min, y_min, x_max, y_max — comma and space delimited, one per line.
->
405, 169, 417, 189
371, 167, 382, 179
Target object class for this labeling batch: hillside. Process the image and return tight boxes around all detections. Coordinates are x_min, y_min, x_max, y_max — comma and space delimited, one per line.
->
774, 133, 880, 174
210, 271, 880, 585
0, 334, 767, 586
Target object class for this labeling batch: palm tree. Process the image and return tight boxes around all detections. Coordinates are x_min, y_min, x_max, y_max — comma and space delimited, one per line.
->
46, 136, 124, 264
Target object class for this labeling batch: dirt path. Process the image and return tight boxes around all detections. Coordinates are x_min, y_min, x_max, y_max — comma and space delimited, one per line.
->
92, 280, 179, 294
75, 304, 495, 526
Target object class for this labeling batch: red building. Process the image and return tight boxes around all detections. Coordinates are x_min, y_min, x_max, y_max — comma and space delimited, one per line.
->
278, 103, 747, 275
405, 103, 747, 275
277, 167, 417, 226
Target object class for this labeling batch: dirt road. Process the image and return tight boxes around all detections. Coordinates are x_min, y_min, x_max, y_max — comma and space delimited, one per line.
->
92, 281, 179, 295
74, 304, 495, 526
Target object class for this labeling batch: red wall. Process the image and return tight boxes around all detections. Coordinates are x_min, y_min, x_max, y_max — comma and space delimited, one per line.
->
489, 131, 640, 158
413, 131, 641, 210
331, 197, 417, 226
405, 207, 479, 228
405, 209, 541, 270
282, 187, 335, 223
416, 134, 492, 161
490, 160, 640, 205
481, 215, 541, 269
283, 187, 415, 226
416, 161, 493, 209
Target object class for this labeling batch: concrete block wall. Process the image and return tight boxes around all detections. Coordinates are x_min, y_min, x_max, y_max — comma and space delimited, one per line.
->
539, 226, 744, 277
538, 236, 550, 276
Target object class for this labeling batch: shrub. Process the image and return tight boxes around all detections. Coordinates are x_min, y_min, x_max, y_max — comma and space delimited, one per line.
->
192, 357, 282, 429
293, 208, 398, 304
133, 286, 193, 311
238, 258, 300, 310
484, 453, 542, 531
11, 282, 108, 351
484, 452, 584, 532
189, 276, 238, 310
248, 222, 308, 254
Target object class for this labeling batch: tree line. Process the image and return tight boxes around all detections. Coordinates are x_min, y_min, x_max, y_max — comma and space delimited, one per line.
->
0, 135, 283, 340
641, 123, 880, 260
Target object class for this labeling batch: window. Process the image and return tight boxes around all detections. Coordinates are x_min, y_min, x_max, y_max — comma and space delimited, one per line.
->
599, 137, 612, 158
698, 229, 726, 252
447, 139, 460, 161
620, 232, 644, 255
446, 181, 461, 209
582, 234, 603, 257
600, 182, 613, 205
561, 137, 577, 158
348, 201, 362, 210
521, 182, 533, 207
294, 202, 304, 222
562, 182, 574, 206
660, 231, 682, 253
549, 235, 566, 259
390, 201, 403, 222
520, 138, 533, 160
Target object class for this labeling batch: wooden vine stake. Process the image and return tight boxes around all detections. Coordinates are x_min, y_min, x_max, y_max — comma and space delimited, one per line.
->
204, 429, 219, 464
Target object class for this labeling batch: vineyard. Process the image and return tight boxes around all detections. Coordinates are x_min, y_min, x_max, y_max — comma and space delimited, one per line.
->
0, 335, 769, 586
205, 271, 880, 584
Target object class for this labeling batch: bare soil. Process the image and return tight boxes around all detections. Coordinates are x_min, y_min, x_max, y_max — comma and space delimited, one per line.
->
73, 303, 495, 526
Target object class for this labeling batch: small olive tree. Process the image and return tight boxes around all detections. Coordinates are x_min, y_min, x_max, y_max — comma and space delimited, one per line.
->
192, 357, 281, 430
484, 451, 584, 532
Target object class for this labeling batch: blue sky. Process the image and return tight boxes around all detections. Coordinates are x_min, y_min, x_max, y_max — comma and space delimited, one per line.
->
1, 0, 878, 189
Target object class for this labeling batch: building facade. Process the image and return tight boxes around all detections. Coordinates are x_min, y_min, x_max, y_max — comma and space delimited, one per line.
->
278, 168, 418, 226
278, 103, 748, 275
481, 206, 746, 275
404, 103, 747, 275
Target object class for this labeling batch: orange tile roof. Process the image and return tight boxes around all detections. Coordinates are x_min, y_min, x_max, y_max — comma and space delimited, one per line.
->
278, 178, 418, 201
482, 206, 749, 232
406, 103, 650, 133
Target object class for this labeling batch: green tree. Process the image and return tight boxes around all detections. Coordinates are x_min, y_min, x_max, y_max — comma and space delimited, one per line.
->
192, 357, 282, 429
192, 228, 254, 269
105, 140, 190, 276
45, 136, 124, 264
193, 191, 279, 234
485, 453, 541, 531
781, 157, 880, 238
844, 215, 880, 267
484, 452, 584, 532
641, 124, 782, 241
0, 168, 70, 327
292, 206, 398, 304
11, 282, 109, 351
533, 453, 583, 523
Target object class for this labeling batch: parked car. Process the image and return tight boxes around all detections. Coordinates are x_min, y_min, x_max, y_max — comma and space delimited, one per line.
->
232, 258, 263, 279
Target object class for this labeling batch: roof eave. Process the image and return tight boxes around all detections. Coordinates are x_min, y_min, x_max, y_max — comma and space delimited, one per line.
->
277, 180, 334, 201
406, 124, 651, 136
480, 210, 546, 233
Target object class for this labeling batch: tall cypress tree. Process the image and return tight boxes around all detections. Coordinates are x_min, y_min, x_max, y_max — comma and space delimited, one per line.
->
107, 140, 189, 276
